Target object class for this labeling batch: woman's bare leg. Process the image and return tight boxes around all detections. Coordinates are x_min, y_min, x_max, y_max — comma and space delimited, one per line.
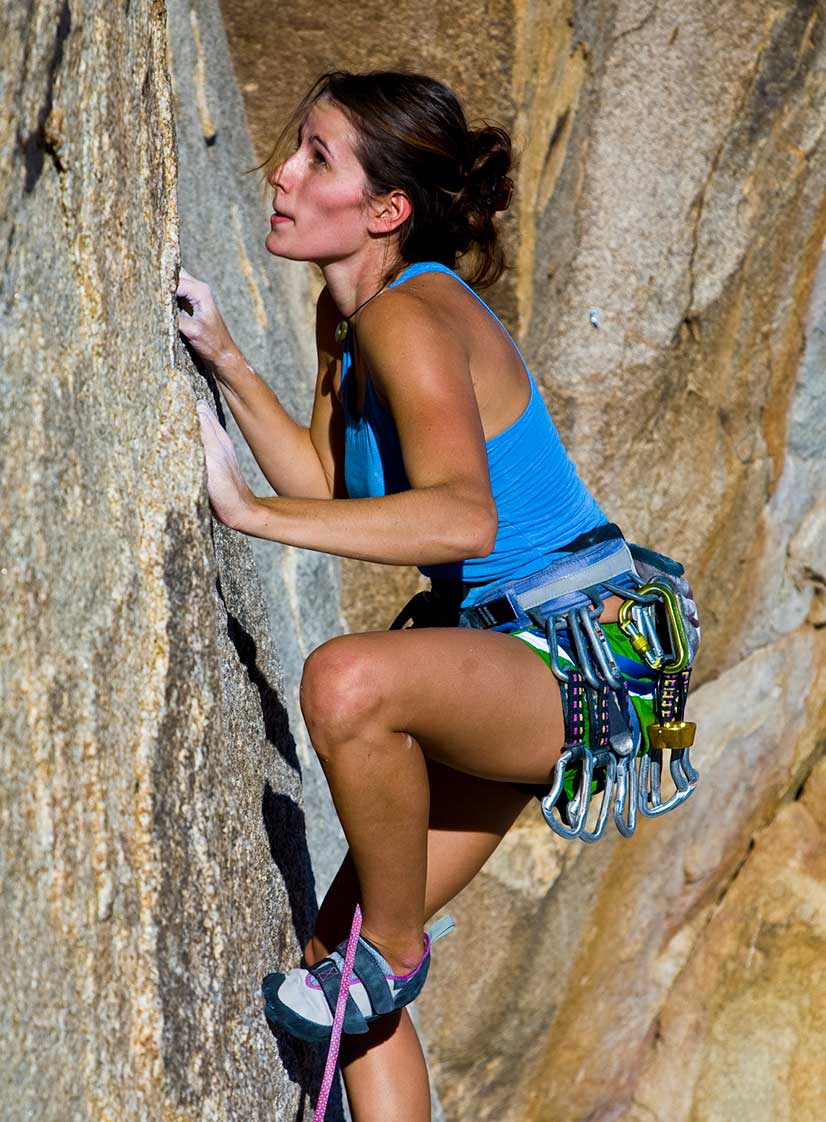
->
299, 625, 565, 972
303, 759, 533, 1122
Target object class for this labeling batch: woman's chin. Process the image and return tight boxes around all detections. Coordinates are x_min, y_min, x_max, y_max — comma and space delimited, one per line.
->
264, 234, 320, 266
262, 231, 305, 259
264, 232, 296, 259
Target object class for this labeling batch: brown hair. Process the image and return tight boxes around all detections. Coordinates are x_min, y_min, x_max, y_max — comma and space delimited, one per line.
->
253, 70, 515, 290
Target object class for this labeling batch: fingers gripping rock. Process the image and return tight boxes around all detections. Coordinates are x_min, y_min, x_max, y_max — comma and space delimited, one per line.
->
195, 400, 255, 529
176, 266, 234, 365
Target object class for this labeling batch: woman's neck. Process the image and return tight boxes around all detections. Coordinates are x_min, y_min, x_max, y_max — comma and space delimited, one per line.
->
322, 252, 406, 320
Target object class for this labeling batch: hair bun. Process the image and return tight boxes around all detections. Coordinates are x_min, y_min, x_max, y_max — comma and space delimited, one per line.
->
465, 125, 513, 214
492, 175, 513, 211
448, 122, 514, 285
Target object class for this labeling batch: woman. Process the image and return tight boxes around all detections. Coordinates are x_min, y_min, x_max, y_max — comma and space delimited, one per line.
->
177, 70, 692, 1122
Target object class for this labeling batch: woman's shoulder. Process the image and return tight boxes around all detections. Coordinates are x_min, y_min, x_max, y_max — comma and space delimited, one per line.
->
355, 282, 469, 367
361, 267, 482, 339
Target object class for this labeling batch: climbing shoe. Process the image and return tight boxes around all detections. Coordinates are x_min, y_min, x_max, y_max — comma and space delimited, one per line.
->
262, 914, 455, 1043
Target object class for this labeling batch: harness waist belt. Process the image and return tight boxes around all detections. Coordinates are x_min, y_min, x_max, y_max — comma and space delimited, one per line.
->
460, 538, 637, 630
519, 543, 635, 610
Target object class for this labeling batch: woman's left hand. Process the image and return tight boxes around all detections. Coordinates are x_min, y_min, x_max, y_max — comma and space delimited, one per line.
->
196, 400, 258, 530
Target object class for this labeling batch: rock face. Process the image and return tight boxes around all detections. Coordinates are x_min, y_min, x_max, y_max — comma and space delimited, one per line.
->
219, 4, 826, 1122
525, 0, 826, 683
627, 753, 826, 1122
165, 0, 348, 903
0, 2, 326, 1119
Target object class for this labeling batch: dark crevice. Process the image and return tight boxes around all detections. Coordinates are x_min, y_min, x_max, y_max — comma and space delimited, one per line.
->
789, 738, 826, 802
680, 3, 823, 331
215, 572, 301, 776
745, 0, 821, 144
20, 0, 71, 194
1, 223, 16, 314
261, 786, 317, 946
612, 0, 659, 46
548, 108, 570, 154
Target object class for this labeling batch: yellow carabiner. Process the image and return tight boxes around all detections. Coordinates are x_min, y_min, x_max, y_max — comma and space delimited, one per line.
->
630, 581, 689, 672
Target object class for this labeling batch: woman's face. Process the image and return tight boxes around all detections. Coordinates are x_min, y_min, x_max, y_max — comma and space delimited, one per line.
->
265, 99, 375, 265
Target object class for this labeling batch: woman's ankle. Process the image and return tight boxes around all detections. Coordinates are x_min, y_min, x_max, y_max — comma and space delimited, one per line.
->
304, 923, 427, 976
358, 925, 426, 976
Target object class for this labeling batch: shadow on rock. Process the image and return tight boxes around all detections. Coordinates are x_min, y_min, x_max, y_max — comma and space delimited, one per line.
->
264, 1016, 348, 1122
217, 574, 302, 774
262, 783, 318, 948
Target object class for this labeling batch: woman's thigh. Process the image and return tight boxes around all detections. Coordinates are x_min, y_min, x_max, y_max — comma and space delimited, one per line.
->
301, 625, 566, 785
311, 758, 532, 954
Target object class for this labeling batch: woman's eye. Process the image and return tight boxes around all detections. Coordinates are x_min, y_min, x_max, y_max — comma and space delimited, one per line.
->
313, 150, 328, 167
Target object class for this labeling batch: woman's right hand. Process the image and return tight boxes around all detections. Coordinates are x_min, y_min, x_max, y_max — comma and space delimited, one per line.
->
176, 266, 237, 367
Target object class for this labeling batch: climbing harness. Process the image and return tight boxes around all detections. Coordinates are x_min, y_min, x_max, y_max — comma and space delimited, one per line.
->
390, 523, 701, 843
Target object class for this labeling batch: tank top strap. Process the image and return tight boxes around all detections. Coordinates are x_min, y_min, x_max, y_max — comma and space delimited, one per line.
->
388, 261, 532, 380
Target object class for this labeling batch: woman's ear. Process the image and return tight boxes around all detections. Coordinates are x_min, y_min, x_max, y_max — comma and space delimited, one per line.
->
368, 188, 412, 235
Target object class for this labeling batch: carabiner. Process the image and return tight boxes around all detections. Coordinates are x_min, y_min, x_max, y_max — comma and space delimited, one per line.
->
579, 752, 618, 843
613, 754, 639, 837
633, 581, 691, 672
568, 609, 602, 690
578, 606, 623, 689
633, 603, 666, 667
638, 749, 695, 817
674, 748, 699, 787
617, 598, 657, 666
541, 745, 594, 840
544, 614, 570, 683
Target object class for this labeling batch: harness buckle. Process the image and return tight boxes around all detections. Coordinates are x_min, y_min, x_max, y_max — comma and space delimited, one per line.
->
474, 596, 517, 628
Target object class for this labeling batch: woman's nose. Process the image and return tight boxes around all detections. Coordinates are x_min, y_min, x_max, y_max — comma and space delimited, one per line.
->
268, 150, 297, 191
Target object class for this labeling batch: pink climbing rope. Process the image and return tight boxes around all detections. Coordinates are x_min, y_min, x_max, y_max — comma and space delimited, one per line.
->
313, 902, 363, 1122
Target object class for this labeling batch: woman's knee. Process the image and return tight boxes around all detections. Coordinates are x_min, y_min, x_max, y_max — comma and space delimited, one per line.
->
300, 635, 387, 749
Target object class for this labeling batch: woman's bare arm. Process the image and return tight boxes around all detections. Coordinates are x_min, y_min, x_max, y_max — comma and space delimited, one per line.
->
211, 286, 343, 500
234, 290, 499, 565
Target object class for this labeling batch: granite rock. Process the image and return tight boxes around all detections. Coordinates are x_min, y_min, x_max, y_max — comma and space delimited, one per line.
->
167, 0, 348, 903
0, 2, 323, 1118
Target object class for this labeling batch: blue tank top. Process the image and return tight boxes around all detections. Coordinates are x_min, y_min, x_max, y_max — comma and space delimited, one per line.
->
340, 260, 606, 601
